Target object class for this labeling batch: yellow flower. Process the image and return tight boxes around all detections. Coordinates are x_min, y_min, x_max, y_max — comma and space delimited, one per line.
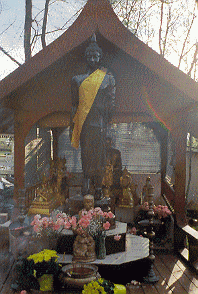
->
82, 280, 106, 294
27, 249, 58, 264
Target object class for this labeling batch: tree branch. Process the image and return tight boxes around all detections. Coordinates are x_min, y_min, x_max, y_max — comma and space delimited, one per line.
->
178, 8, 196, 69
24, 0, 32, 61
41, 0, 50, 48
187, 42, 198, 77
159, 1, 164, 55
0, 46, 21, 66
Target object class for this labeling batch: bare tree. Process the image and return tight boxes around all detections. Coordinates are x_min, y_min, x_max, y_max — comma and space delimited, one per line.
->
41, 0, 50, 48
0, 46, 21, 66
112, 0, 198, 80
159, 1, 172, 57
1, 0, 198, 81
187, 42, 198, 78
24, 0, 32, 61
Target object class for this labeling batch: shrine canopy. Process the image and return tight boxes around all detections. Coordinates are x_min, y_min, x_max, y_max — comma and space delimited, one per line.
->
0, 0, 198, 139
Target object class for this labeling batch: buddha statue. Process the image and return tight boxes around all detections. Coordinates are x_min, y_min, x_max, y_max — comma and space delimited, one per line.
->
70, 33, 116, 200
78, 194, 95, 219
119, 167, 135, 208
73, 231, 96, 262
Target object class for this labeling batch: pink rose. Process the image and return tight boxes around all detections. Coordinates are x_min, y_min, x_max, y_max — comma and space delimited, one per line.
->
130, 227, 137, 235
79, 218, 90, 228
20, 291, 27, 294
54, 223, 61, 231
56, 212, 62, 219
86, 212, 92, 220
81, 210, 87, 216
114, 234, 121, 241
70, 216, 77, 228
33, 224, 41, 233
94, 207, 103, 215
107, 211, 114, 219
56, 218, 64, 226
94, 207, 102, 212
103, 221, 110, 230
64, 221, 71, 229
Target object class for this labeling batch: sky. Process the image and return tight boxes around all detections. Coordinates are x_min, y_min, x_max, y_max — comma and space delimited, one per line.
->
0, 0, 86, 80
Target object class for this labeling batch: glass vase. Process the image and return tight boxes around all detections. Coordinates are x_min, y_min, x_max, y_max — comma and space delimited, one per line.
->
95, 232, 106, 260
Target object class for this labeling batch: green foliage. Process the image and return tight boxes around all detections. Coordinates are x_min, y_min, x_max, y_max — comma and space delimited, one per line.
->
15, 258, 40, 291
99, 279, 115, 294
15, 251, 62, 291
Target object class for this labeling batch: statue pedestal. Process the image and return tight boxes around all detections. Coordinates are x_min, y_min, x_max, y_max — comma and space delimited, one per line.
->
56, 221, 127, 256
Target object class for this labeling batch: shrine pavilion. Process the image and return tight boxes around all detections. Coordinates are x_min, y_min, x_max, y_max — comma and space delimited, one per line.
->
0, 0, 198, 293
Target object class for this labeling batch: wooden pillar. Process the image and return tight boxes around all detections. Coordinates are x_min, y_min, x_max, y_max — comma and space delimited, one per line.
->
14, 116, 26, 203
173, 125, 187, 225
14, 110, 36, 202
160, 132, 168, 181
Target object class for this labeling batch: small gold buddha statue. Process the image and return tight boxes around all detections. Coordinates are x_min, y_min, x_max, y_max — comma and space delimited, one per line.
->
79, 194, 94, 218
119, 167, 134, 208
102, 159, 113, 198
142, 176, 151, 203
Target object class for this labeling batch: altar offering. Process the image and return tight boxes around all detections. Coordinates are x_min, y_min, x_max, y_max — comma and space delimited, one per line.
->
61, 263, 99, 288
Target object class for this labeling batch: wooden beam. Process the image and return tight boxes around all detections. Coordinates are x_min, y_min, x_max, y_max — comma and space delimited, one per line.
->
172, 123, 188, 225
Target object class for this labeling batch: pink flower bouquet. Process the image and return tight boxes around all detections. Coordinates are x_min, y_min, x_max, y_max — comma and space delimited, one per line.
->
71, 207, 114, 238
139, 202, 172, 219
31, 207, 114, 239
30, 211, 72, 238
153, 205, 172, 219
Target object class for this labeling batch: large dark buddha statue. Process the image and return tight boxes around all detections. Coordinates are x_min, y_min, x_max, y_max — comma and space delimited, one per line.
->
70, 34, 116, 198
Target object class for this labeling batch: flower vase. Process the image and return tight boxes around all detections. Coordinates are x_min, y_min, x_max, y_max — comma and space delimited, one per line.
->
95, 232, 106, 260
38, 274, 54, 291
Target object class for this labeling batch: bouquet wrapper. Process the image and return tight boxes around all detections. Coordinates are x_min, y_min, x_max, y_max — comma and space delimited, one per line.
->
114, 284, 126, 294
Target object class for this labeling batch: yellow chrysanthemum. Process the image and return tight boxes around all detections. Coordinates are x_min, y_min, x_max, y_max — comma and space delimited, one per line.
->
27, 249, 58, 264
82, 280, 106, 294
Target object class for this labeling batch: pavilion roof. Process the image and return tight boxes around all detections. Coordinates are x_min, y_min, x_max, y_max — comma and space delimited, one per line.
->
0, 0, 198, 136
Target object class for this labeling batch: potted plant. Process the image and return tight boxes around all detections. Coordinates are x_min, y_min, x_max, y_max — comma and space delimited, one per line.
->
15, 249, 62, 292
82, 278, 126, 294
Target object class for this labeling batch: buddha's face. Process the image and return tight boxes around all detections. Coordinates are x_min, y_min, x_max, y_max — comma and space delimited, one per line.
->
86, 50, 101, 69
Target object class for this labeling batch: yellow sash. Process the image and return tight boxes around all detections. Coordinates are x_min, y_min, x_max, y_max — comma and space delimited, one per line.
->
71, 68, 107, 149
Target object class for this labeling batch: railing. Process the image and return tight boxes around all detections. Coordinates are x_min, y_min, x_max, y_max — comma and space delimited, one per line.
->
24, 181, 43, 212
161, 179, 175, 212
162, 178, 198, 273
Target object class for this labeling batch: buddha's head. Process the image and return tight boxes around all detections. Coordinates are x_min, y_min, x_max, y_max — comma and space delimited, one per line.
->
83, 194, 94, 211
85, 33, 103, 69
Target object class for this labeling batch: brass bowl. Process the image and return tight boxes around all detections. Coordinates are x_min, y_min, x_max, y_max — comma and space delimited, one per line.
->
62, 262, 98, 279
61, 263, 100, 288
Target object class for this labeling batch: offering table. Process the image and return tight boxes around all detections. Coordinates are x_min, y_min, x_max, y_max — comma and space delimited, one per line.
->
57, 233, 150, 288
